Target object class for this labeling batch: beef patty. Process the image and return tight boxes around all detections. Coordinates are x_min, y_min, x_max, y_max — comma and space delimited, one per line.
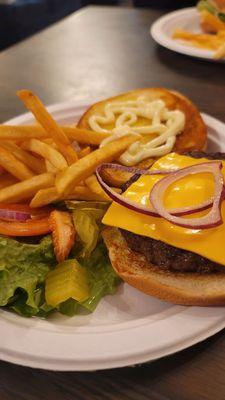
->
120, 151, 225, 274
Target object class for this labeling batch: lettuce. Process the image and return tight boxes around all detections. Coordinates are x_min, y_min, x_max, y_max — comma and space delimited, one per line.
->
0, 235, 55, 316
0, 203, 120, 318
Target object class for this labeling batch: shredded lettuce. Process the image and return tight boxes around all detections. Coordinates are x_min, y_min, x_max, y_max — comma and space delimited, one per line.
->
0, 203, 120, 318
0, 235, 55, 316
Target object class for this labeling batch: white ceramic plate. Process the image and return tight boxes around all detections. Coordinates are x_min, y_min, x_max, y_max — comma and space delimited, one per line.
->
1, 102, 225, 371
151, 7, 225, 62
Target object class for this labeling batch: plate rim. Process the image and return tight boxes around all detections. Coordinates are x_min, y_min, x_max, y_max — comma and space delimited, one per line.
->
1, 102, 225, 371
150, 7, 224, 62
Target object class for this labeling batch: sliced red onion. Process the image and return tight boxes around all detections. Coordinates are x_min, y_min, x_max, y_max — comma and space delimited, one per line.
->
0, 209, 31, 222
95, 163, 214, 217
150, 161, 224, 229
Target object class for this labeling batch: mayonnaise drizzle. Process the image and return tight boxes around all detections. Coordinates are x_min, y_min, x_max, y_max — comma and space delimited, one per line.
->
88, 96, 185, 166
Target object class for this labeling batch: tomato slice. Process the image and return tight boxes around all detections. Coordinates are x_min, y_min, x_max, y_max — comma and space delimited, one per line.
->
0, 203, 53, 219
0, 217, 51, 236
0, 204, 32, 212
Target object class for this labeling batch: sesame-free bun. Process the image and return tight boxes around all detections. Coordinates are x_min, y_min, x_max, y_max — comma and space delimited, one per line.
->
102, 227, 225, 306
78, 88, 207, 187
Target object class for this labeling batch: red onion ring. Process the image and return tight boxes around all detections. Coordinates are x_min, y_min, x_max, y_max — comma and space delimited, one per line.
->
0, 209, 31, 222
150, 161, 224, 229
95, 163, 214, 218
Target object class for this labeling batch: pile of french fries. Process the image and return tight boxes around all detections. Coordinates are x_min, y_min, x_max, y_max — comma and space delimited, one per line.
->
0, 90, 138, 208
172, 29, 225, 59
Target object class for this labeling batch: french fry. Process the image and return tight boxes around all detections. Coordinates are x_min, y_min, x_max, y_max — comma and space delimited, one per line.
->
68, 186, 110, 201
0, 173, 18, 190
30, 187, 59, 207
22, 139, 68, 171
60, 143, 78, 164
0, 125, 48, 140
0, 145, 34, 181
214, 42, 225, 59
45, 160, 58, 174
78, 146, 91, 159
0, 125, 109, 145
55, 135, 138, 196
85, 174, 104, 195
17, 90, 78, 164
43, 138, 55, 146
0, 173, 55, 203
17, 90, 70, 144
0, 141, 46, 174
63, 127, 109, 145
30, 185, 110, 208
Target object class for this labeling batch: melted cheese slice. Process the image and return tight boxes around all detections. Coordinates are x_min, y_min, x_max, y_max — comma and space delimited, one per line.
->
103, 153, 225, 266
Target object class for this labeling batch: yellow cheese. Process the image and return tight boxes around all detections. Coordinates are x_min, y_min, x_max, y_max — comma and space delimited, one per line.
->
103, 153, 225, 266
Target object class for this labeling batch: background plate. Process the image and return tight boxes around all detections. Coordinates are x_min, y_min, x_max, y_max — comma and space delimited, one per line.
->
150, 7, 225, 62
1, 102, 225, 371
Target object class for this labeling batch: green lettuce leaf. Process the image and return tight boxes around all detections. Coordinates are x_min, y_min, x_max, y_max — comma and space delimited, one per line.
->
0, 235, 55, 316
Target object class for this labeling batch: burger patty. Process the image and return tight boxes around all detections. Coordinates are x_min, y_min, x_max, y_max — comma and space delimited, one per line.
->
120, 151, 225, 274
120, 229, 224, 273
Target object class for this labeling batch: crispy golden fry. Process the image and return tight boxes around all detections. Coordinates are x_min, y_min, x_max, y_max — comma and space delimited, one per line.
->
0, 173, 18, 190
0, 125, 47, 140
30, 185, 110, 208
78, 146, 91, 159
43, 138, 55, 145
60, 143, 78, 164
0, 125, 109, 145
63, 127, 109, 145
55, 135, 138, 195
17, 90, 78, 164
85, 175, 103, 195
0, 145, 34, 181
1, 141, 46, 174
30, 187, 59, 207
45, 160, 58, 174
173, 28, 225, 58
214, 41, 225, 59
17, 90, 70, 144
69, 186, 110, 201
22, 139, 68, 171
0, 173, 55, 203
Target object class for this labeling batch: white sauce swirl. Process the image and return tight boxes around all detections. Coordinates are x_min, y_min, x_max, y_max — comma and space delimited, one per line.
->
88, 96, 185, 166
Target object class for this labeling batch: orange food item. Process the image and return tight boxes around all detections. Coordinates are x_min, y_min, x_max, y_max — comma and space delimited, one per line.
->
50, 210, 75, 263
0, 217, 50, 236
200, 10, 225, 33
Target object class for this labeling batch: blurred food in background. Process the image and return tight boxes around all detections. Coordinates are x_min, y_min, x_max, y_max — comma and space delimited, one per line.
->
173, 0, 225, 59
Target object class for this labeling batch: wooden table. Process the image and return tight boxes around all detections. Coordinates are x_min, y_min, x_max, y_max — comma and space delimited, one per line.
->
0, 6, 225, 400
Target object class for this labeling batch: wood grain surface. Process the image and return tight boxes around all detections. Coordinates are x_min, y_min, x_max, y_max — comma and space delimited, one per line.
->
0, 6, 225, 400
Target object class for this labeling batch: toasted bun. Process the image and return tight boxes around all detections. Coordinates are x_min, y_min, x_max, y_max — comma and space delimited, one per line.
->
78, 88, 207, 187
102, 227, 225, 306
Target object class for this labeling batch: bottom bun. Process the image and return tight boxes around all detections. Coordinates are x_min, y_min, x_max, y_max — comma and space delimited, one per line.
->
102, 227, 225, 306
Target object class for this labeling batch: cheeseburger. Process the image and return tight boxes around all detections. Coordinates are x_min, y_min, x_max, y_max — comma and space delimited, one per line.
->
98, 151, 225, 306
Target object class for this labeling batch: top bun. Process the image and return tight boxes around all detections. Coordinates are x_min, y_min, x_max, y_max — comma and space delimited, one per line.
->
78, 88, 207, 186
